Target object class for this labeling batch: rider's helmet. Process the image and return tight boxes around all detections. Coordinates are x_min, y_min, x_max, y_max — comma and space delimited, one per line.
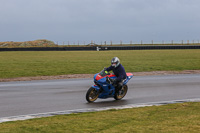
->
111, 57, 120, 68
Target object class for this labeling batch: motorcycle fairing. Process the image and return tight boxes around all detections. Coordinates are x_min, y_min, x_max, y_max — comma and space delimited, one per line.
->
92, 72, 133, 99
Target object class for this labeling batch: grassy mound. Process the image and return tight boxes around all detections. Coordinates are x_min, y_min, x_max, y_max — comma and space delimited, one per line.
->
0, 39, 56, 47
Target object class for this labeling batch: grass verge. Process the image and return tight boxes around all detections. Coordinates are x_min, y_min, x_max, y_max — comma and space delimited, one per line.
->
0, 50, 200, 79
0, 102, 200, 132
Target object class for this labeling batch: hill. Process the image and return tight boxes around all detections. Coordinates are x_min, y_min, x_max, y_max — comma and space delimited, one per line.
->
0, 39, 56, 47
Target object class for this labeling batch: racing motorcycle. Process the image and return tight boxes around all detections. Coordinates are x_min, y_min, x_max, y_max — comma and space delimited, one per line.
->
86, 69, 133, 103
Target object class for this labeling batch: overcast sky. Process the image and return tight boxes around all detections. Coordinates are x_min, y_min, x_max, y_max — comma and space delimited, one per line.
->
0, 0, 200, 44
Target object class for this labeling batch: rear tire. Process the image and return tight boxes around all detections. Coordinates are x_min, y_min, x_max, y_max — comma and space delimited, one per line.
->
86, 87, 99, 103
114, 85, 128, 100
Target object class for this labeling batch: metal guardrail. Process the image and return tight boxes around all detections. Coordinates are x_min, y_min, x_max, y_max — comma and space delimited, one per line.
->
0, 45, 200, 51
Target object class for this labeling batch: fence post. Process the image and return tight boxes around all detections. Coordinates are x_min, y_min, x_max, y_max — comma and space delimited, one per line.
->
162, 40, 164, 45
110, 41, 112, 46
91, 40, 93, 46
120, 40, 122, 45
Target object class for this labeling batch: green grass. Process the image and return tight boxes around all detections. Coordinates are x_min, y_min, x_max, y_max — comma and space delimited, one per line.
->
0, 102, 200, 132
0, 50, 200, 78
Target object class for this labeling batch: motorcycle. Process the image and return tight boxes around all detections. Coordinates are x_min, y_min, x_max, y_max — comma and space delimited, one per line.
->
86, 69, 133, 103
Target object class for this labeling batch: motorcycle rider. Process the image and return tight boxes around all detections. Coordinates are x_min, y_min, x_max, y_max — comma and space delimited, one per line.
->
105, 57, 127, 94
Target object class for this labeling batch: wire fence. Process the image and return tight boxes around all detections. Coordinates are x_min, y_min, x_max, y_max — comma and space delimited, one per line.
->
56, 40, 200, 46
1, 40, 200, 48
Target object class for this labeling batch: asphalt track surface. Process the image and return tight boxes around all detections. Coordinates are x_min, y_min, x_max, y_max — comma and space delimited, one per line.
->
0, 74, 200, 118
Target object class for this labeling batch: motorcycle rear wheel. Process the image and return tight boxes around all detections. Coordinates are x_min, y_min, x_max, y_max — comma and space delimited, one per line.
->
86, 87, 99, 103
114, 85, 128, 100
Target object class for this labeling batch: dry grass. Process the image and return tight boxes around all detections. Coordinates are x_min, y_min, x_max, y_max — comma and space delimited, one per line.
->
0, 39, 56, 47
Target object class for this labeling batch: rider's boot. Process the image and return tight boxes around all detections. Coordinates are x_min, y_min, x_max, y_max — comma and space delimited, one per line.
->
115, 85, 122, 95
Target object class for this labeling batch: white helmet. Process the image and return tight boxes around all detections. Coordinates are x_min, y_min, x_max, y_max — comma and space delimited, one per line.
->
111, 57, 120, 68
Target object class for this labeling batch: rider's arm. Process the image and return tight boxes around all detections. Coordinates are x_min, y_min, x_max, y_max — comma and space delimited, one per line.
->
116, 74, 124, 82
105, 65, 113, 72
116, 65, 127, 82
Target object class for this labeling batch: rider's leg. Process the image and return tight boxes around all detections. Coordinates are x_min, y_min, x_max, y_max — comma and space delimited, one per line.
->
115, 81, 123, 94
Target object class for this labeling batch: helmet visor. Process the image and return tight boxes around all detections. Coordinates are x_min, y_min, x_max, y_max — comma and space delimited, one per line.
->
111, 63, 116, 67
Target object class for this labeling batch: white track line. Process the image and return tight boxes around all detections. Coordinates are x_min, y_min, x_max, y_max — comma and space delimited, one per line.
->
1, 98, 200, 123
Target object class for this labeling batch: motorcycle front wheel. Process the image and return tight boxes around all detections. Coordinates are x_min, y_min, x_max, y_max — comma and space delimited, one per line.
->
86, 87, 99, 103
114, 85, 128, 100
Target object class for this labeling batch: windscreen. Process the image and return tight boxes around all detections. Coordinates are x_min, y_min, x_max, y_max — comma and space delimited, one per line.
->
99, 70, 110, 77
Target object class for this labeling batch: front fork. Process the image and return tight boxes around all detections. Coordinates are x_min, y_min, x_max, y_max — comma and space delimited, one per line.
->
91, 85, 111, 97
91, 85, 101, 92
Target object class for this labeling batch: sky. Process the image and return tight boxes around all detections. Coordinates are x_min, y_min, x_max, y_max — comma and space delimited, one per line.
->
0, 0, 200, 44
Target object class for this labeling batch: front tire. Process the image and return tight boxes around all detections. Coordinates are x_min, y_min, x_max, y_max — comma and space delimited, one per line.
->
114, 85, 128, 100
86, 87, 99, 103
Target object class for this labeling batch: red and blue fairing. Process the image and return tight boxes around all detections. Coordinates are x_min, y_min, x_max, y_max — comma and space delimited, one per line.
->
92, 70, 133, 99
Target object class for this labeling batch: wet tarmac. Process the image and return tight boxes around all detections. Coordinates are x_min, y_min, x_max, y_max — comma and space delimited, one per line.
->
0, 74, 200, 118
